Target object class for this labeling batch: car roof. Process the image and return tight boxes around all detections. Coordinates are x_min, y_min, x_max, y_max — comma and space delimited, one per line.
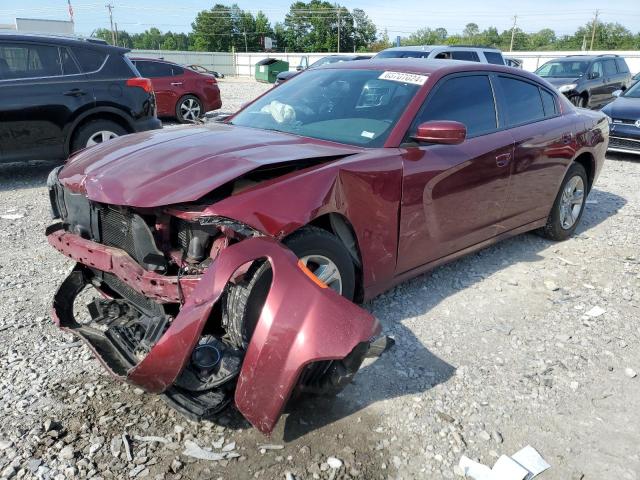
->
129, 57, 182, 66
0, 32, 129, 53
551, 54, 618, 61
380, 45, 502, 52
317, 57, 549, 85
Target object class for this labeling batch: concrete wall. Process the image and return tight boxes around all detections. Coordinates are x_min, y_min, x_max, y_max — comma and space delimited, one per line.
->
131, 49, 640, 77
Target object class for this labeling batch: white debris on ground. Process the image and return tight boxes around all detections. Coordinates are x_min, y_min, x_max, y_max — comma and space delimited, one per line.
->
0, 79, 639, 479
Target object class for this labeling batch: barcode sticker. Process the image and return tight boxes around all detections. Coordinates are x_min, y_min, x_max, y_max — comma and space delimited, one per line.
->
378, 71, 428, 85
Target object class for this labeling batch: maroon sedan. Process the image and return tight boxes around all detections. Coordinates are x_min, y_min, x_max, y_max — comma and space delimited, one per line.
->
46, 59, 607, 434
130, 58, 221, 123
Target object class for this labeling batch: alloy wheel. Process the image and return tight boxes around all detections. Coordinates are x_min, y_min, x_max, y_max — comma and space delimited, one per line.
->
559, 175, 585, 229
180, 98, 202, 121
86, 130, 118, 147
300, 254, 343, 294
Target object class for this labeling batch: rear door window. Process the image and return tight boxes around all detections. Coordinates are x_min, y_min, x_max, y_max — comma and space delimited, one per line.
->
134, 60, 174, 78
0, 43, 62, 79
603, 59, 617, 76
71, 47, 107, 72
540, 88, 558, 117
60, 48, 80, 75
484, 51, 504, 65
451, 51, 480, 62
590, 61, 603, 78
414, 74, 497, 137
497, 76, 545, 126
171, 65, 184, 76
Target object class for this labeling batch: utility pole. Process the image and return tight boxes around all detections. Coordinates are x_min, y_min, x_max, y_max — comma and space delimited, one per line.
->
337, 9, 340, 53
114, 22, 119, 46
243, 31, 248, 53
589, 9, 599, 51
105, 4, 115, 45
509, 15, 517, 52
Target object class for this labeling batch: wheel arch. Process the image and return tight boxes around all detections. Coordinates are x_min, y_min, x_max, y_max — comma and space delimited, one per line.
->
304, 212, 365, 303
65, 108, 134, 155
573, 151, 595, 192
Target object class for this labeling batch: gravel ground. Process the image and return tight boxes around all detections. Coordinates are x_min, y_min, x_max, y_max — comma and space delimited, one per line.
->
1, 79, 639, 480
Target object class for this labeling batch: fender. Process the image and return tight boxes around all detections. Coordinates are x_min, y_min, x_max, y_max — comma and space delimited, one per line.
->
205, 151, 404, 290
62, 106, 135, 155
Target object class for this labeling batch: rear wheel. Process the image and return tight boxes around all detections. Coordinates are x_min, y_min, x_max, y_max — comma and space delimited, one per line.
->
71, 119, 126, 153
539, 162, 588, 241
176, 95, 203, 123
571, 94, 588, 108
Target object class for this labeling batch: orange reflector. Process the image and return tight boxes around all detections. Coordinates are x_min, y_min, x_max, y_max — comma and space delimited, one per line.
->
297, 260, 328, 288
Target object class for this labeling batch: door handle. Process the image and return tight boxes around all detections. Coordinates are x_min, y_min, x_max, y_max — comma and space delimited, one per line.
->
63, 88, 86, 97
562, 132, 572, 144
495, 152, 511, 168
171, 82, 183, 86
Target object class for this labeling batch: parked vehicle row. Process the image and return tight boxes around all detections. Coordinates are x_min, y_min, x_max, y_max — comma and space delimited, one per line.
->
0, 33, 225, 163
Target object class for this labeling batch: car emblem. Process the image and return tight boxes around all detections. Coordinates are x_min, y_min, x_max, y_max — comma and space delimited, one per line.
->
635, 119, 640, 128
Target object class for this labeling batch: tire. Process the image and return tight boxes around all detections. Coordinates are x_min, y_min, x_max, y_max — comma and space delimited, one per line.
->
71, 119, 127, 153
223, 226, 356, 349
539, 162, 588, 241
571, 94, 588, 108
176, 95, 203, 123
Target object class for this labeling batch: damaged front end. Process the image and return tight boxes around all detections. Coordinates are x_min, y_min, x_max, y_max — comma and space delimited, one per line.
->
46, 168, 381, 434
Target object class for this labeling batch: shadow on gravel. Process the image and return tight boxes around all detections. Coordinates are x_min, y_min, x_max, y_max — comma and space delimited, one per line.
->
0, 159, 62, 192
277, 187, 625, 441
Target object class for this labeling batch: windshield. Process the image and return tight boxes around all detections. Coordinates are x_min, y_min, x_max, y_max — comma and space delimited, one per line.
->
310, 56, 348, 68
230, 69, 423, 147
535, 60, 590, 78
623, 80, 640, 98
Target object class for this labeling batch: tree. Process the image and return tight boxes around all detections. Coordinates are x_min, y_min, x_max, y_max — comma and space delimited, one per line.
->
191, 4, 235, 52
352, 8, 376, 51
369, 29, 393, 52
463, 22, 479, 39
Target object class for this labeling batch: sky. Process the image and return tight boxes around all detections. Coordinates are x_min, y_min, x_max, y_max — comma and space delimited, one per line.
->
1, 0, 639, 39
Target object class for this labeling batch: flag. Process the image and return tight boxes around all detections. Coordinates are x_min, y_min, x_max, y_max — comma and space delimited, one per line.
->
68, 0, 74, 23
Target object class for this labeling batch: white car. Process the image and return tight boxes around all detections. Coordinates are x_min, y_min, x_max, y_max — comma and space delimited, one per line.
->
375, 45, 506, 65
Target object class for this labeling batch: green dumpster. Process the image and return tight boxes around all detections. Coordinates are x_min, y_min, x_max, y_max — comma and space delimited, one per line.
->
255, 58, 289, 84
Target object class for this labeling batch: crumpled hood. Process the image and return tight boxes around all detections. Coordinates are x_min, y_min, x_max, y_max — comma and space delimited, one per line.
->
601, 96, 640, 121
543, 77, 580, 88
59, 123, 361, 207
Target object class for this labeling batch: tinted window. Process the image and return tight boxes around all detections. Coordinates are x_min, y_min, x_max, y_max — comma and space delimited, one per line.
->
603, 59, 617, 75
498, 77, 544, 125
615, 58, 629, 74
171, 65, 184, 75
0, 43, 62, 79
134, 60, 174, 77
376, 50, 430, 59
484, 51, 505, 65
60, 48, 80, 75
417, 75, 496, 137
498, 76, 545, 126
451, 51, 480, 62
540, 89, 557, 117
71, 47, 106, 72
590, 61, 603, 77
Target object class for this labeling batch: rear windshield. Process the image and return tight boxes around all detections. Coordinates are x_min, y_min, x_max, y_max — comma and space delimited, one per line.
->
376, 50, 430, 59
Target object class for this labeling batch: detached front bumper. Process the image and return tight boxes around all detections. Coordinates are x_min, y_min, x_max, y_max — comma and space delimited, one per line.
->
48, 227, 380, 434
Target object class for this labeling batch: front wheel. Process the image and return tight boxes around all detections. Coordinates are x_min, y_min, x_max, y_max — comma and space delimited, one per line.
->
71, 119, 127, 153
539, 162, 588, 241
571, 94, 588, 108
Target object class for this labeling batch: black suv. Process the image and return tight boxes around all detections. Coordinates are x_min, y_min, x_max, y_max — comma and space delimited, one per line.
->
0, 33, 161, 163
535, 54, 632, 108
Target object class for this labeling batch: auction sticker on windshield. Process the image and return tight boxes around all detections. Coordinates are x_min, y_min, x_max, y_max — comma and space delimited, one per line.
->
378, 71, 428, 85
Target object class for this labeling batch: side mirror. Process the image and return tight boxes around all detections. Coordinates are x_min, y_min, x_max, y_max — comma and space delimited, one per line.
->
589, 71, 600, 80
612, 89, 622, 97
411, 120, 467, 145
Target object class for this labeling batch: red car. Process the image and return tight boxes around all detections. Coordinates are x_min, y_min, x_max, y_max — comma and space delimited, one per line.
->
46, 59, 607, 434
130, 58, 221, 123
